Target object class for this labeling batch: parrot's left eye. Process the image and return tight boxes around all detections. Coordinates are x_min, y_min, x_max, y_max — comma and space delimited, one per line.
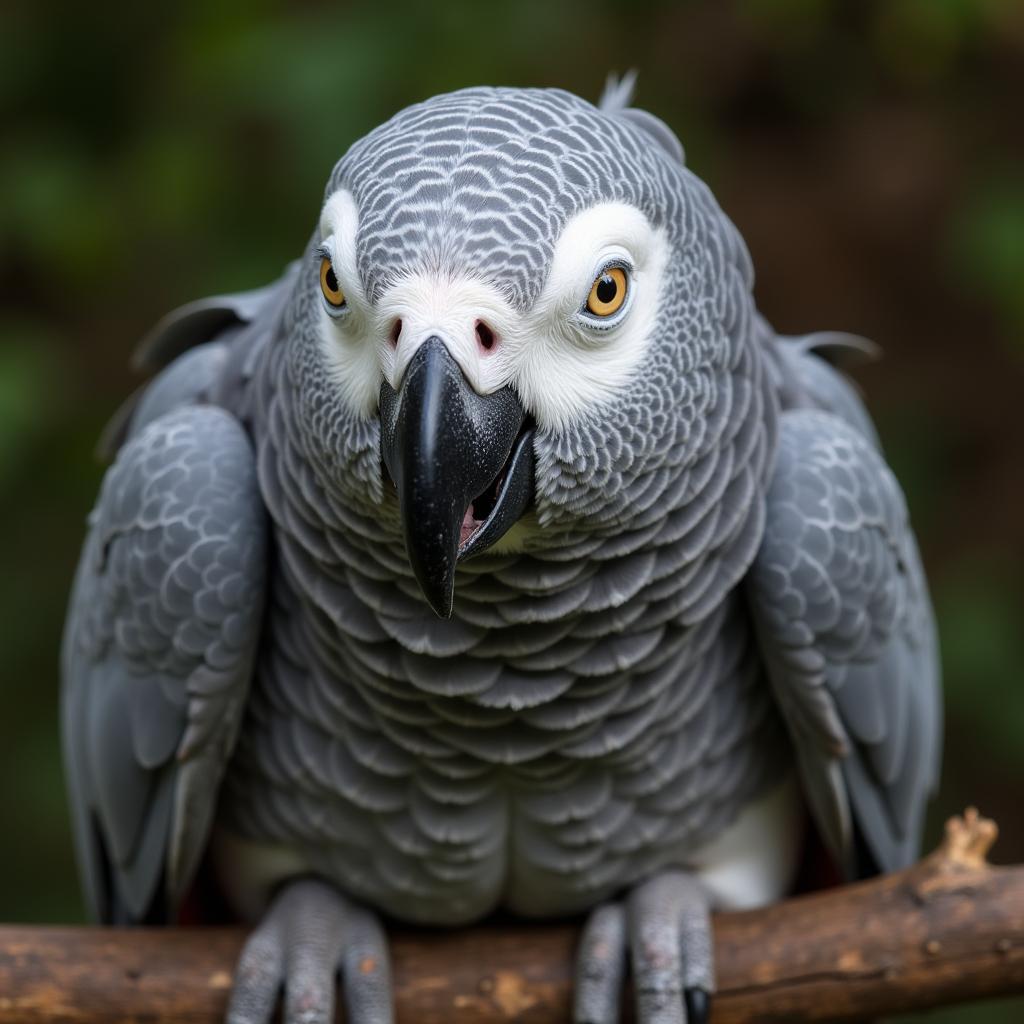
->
319, 255, 347, 311
578, 261, 632, 328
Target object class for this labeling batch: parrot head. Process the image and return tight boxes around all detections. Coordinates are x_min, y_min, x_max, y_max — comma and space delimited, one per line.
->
291, 86, 756, 617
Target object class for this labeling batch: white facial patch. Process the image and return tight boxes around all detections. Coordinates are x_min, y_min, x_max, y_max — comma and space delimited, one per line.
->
316, 192, 668, 429
376, 272, 519, 396
317, 190, 387, 417
510, 201, 669, 431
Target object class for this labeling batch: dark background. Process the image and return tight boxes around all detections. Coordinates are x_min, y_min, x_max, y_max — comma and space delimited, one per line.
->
2, 1, 1022, 1019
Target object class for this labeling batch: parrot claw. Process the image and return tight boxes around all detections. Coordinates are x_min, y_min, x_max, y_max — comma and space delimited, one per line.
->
684, 987, 711, 1024
226, 877, 393, 1024
574, 871, 714, 1024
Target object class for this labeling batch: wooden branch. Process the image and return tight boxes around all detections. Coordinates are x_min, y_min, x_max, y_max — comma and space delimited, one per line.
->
1, 810, 1022, 1022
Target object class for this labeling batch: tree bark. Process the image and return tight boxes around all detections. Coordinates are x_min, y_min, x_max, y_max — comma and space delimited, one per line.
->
1, 811, 1021, 1022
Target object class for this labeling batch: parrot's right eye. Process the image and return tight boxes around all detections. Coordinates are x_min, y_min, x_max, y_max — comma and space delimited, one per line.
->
319, 256, 347, 311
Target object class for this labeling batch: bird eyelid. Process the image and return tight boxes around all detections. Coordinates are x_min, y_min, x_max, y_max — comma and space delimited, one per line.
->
314, 242, 343, 279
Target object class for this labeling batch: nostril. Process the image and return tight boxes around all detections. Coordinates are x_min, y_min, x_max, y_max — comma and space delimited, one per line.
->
389, 319, 403, 348
475, 319, 498, 354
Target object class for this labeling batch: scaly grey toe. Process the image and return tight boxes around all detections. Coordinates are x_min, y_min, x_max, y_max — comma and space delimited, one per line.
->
226, 877, 393, 1024
574, 902, 628, 1024
628, 872, 714, 1024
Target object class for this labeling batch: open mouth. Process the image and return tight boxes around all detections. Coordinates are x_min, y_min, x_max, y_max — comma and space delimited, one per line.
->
458, 420, 534, 558
460, 488, 499, 547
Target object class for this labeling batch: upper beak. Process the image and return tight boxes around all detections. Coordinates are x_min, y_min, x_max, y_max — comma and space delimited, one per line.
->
379, 336, 534, 618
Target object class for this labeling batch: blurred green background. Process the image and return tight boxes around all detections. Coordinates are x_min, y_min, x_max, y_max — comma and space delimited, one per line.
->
2, 0, 1022, 1019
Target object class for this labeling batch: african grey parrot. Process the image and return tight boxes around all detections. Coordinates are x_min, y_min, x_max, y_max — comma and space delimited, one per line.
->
62, 79, 941, 1024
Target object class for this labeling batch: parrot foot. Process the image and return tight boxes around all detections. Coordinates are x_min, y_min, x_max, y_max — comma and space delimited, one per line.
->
226, 876, 393, 1024
574, 871, 713, 1024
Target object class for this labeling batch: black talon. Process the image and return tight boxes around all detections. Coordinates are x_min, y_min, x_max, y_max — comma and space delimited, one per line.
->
684, 987, 710, 1024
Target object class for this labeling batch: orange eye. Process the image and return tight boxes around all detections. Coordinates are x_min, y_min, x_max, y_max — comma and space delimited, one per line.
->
586, 266, 628, 317
320, 256, 346, 308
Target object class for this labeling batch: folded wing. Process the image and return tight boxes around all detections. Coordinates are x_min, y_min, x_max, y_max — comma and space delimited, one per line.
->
747, 409, 941, 876
62, 404, 267, 921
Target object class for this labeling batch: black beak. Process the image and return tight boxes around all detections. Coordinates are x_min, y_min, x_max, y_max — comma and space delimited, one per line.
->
380, 337, 535, 618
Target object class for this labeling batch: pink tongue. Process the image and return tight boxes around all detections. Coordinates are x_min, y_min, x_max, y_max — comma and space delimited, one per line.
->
460, 504, 481, 546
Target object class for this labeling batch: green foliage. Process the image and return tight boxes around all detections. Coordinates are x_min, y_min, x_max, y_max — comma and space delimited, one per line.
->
950, 177, 1024, 345
938, 563, 1024, 765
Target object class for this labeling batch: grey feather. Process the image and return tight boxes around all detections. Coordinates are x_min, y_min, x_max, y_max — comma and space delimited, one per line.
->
598, 71, 638, 112
62, 404, 267, 920
598, 70, 684, 164
747, 409, 941, 875
132, 263, 299, 372
769, 332, 881, 448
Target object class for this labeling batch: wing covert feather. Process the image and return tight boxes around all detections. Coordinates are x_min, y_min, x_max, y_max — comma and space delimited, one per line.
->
62, 404, 267, 922
747, 409, 940, 877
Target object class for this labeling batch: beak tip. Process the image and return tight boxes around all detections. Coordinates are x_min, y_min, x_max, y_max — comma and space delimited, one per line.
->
419, 574, 455, 620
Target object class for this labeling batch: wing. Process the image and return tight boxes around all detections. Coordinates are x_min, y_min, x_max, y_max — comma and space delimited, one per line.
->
746, 408, 941, 877
769, 331, 881, 448
97, 261, 299, 459
62, 404, 267, 922
132, 259, 300, 373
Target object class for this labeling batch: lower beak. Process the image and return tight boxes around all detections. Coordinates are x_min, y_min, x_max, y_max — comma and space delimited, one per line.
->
379, 337, 534, 618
